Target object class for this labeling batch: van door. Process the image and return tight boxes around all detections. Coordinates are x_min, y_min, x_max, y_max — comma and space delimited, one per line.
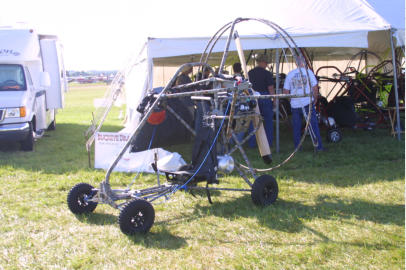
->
25, 67, 47, 131
40, 39, 65, 109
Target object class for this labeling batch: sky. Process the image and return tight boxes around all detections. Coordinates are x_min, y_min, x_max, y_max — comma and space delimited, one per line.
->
1, 0, 402, 71
1, 0, 244, 70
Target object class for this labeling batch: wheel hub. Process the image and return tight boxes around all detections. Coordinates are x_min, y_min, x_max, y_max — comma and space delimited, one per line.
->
130, 212, 145, 228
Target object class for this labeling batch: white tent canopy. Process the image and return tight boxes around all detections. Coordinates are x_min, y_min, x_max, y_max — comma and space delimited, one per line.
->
145, 0, 397, 59
124, 0, 403, 125
146, 0, 392, 63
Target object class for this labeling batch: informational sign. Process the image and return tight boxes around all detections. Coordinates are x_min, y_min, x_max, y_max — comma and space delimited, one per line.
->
95, 131, 186, 173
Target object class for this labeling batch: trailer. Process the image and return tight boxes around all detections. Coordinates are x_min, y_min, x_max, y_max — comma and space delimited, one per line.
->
0, 26, 67, 150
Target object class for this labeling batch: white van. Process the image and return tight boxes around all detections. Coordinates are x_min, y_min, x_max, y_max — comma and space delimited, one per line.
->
0, 27, 67, 150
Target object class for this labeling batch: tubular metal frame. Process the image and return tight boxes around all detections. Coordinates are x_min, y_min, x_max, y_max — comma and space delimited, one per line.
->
88, 18, 315, 209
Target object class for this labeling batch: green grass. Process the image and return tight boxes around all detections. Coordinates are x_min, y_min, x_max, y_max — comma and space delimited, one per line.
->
0, 84, 404, 269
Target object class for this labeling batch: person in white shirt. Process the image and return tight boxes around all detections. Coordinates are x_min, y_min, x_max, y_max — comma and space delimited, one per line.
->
283, 56, 325, 151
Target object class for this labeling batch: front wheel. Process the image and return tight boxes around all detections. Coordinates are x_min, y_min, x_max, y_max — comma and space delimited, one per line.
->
118, 199, 155, 235
21, 122, 34, 151
251, 175, 278, 206
67, 183, 98, 214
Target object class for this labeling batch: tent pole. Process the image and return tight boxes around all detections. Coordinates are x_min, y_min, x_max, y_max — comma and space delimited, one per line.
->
389, 28, 401, 140
275, 49, 280, 153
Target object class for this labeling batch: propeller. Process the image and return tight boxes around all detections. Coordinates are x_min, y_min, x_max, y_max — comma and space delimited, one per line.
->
234, 31, 272, 164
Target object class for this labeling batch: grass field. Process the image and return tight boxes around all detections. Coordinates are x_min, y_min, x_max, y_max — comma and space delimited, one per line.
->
0, 84, 404, 269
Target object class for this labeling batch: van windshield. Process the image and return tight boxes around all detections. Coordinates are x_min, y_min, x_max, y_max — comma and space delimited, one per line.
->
0, 64, 27, 91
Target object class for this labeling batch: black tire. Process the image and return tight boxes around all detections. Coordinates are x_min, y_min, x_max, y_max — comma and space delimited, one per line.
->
251, 175, 278, 206
21, 122, 34, 151
118, 199, 155, 235
47, 120, 56, 131
327, 128, 342, 143
47, 111, 56, 131
67, 183, 98, 214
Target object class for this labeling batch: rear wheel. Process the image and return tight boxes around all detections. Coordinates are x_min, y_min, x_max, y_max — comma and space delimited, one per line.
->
251, 175, 278, 206
47, 120, 56, 131
118, 199, 155, 235
47, 111, 56, 131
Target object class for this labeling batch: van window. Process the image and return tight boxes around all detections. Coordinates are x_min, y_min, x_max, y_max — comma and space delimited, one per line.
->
0, 64, 27, 91
24, 67, 33, 86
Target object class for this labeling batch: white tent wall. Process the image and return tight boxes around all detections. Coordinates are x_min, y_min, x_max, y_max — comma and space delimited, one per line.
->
368, 30, 393, 54
152, 66, 178, 87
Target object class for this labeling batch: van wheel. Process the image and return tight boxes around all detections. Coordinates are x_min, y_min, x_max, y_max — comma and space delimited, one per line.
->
47, 111, 56, 131
21, 123, 34, 151
47, 120, 56, 131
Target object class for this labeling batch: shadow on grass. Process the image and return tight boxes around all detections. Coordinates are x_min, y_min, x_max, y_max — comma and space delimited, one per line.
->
75, 212, 117, 225
73, 209, 187, 250
126, 227, 187, 250
143, 192, 404, 249
194, 194, 405, 232
242, 127, 405, 187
